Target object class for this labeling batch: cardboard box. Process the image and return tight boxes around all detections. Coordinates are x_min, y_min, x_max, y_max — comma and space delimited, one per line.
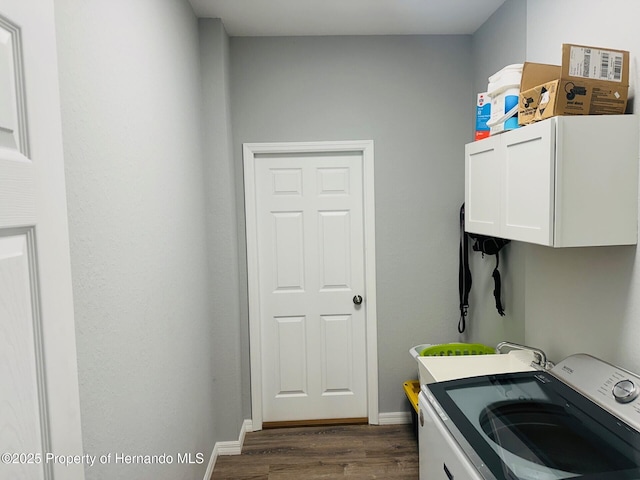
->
475, 92, 491, 141
519, 44, 629, 125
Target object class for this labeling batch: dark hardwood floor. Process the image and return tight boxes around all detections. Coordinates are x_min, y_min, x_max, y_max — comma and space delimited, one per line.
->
211, 423, 419, 479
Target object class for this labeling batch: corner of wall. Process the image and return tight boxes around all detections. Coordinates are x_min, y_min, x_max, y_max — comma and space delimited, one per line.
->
468, 0, 528, 347
198, 17, 245, 442
202, 419, 253, 480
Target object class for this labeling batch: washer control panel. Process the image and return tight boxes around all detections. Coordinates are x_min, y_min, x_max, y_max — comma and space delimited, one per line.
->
553, 353, 640, 431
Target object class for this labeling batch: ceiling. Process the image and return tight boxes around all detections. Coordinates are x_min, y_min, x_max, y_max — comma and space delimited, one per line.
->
188, 0, 507, 36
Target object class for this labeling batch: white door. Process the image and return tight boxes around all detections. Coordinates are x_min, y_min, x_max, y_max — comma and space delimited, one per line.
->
244, 141, 378, 429
0, 2, 84, 479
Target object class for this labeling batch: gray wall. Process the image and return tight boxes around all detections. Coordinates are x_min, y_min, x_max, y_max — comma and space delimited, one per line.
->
230, 35, 473, 413
55, 0, 216, 478
198, 18, 245, 441
472, 0, 527, 95
522, 0, 640, 370
464, 0, 527, 347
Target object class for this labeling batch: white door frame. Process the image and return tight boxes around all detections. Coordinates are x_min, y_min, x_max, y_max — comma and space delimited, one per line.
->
244, 140, 378, 431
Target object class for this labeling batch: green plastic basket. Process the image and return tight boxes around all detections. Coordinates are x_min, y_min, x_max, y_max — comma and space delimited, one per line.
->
420, 342, 495, 357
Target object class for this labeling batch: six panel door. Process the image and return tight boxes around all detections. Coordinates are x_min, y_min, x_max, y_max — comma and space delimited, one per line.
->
254, 152, 368, 422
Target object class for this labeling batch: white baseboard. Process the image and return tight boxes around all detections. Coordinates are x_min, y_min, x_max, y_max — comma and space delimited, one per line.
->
203, 419, 253, 480
377, 411, 412, 425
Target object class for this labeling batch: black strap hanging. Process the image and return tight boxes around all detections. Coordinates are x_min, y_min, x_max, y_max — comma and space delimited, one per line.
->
492, 253, 505, 316
458, 203, 509, 331
458, 204, 472, 333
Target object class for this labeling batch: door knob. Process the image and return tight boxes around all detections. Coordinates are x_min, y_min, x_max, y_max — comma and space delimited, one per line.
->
353, 295, 363, 305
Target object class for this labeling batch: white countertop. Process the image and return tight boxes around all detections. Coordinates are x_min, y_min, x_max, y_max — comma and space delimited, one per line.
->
417, 350, 536, 385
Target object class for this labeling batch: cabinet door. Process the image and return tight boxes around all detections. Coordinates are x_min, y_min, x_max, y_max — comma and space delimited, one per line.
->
501, 120, 556, 245
465, 136, 501, 236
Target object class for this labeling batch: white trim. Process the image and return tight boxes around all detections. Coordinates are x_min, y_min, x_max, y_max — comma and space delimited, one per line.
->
202, 419, 253, 480
378, 411, 412, 425
243, 140, 378, 430
238, 418, 253, 446
361, 141, 379, 425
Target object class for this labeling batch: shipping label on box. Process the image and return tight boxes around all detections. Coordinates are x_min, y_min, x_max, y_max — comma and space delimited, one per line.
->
566, 45, 626, 83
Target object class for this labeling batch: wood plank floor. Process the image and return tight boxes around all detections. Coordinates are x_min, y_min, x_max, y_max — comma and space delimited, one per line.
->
211, 424, 419, 479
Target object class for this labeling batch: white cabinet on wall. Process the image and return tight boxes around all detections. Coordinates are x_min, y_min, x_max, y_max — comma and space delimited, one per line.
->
465, 115, 639, 247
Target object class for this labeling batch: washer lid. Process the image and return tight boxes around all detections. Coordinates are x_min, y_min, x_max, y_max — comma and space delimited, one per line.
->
426, 370, 640, 480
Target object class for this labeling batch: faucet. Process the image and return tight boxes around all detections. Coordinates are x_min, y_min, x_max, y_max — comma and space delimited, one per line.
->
496, 341, 552, 370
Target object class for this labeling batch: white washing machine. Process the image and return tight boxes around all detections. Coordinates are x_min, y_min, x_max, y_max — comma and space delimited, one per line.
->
418, 354, 640, 479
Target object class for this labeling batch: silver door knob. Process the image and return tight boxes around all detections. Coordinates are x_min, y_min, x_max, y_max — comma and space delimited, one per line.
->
353, 295, 363, 305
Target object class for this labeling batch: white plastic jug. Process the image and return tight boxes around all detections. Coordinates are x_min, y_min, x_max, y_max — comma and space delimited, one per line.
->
486, 64, 523, 133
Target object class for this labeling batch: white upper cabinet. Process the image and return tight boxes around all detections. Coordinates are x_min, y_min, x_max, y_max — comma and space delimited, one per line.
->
465, 115, 639, 247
